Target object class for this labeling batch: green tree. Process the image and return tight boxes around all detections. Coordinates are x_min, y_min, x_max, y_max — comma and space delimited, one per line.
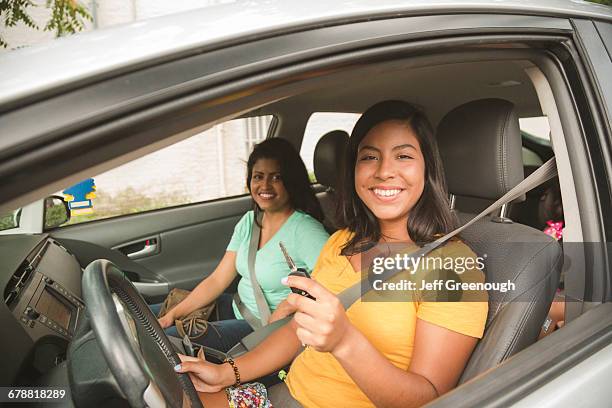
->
0, 0, 91, 48
587, 0, 612, 5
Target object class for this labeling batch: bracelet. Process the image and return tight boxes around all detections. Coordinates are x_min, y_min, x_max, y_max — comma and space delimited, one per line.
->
224, 357, 241, 387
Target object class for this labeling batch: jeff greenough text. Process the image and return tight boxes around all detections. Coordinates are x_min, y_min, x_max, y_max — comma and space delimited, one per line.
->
372, 278, 516, 293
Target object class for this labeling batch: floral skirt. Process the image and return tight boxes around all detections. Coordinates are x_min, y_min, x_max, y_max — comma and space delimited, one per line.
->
226, 382, 273, 408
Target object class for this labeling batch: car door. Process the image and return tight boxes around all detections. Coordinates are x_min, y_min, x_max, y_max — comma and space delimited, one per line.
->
433, 15, 612, 408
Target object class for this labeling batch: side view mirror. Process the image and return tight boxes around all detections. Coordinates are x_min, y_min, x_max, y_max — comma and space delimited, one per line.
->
0, 208, 20, 231
44, 195, 71, 229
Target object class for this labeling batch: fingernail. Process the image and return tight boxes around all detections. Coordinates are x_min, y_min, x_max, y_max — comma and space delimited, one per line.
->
173, 364, 182, 372
281, 277, 288, 285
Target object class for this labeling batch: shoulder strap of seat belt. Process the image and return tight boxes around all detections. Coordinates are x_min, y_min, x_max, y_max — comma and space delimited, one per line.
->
237, 210, 272, 329
228, 157, 558, 357
233, 293, 262, 330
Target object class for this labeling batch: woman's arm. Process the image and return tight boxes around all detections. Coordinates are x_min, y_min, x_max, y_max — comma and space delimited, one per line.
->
285, 275, 478, 408
160, 251, 238, 326
268, 299, 296, 323
235, 318, 302, 381
333, 319, 477, 407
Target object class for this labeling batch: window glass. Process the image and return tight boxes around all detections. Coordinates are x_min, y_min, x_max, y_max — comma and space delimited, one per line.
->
519, 116, 550, 141
55, 116, 273, 227
300, 112, 360, 181
519, 116, 550, 166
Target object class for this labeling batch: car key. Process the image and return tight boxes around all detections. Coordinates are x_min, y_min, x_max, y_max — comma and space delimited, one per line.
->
279, 241, 316, 300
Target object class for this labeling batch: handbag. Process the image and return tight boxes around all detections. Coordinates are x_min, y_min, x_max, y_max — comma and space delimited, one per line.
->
157, 288, 216, 341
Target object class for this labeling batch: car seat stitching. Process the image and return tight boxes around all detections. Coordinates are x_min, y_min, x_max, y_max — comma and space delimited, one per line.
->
501, 296, 537, 361
486, 239, 561, 320
497, 298, 535, 361
499, 107, 512, 196
487, 246, 562, 363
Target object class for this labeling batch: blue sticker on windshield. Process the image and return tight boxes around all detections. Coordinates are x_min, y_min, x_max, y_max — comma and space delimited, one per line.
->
63, 178, 96, 215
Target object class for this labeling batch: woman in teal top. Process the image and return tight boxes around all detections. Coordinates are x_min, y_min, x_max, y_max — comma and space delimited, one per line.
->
157, 138, 329, 352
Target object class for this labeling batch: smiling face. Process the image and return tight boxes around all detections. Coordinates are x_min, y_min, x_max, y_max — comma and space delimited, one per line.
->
355, 120, 426, 233
250, 158, 292, 214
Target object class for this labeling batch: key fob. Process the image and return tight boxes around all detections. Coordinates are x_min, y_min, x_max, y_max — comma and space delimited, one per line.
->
289, 268, 315, 300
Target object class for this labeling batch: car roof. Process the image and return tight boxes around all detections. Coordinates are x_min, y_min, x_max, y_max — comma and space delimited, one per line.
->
1, 0, 611, 108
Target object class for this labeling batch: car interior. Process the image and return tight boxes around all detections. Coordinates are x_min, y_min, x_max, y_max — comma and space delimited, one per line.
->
1, 42, 591, 407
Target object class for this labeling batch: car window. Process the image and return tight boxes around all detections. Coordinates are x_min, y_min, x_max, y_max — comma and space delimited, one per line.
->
519, 116, 550, 141
519, 116, 550, 165
300, 112, 360, 182
54, 116, 273, 227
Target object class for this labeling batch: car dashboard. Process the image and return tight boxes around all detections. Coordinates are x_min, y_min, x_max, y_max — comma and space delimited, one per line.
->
0, 234, 84, 402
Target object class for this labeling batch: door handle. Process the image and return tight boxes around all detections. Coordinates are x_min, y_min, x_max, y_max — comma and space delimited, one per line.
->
127, 241, 158, 259
113, 236, 161, 260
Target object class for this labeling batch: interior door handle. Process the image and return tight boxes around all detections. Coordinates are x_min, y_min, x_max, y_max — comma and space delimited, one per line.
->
113, 236, 161, 259
127, 242, 158, 259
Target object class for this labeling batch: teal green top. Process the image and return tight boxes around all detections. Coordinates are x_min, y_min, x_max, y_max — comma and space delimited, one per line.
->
227, 210, 329, 320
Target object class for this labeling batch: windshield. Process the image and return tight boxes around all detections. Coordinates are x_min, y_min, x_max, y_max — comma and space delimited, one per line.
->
0, 209, 20, 231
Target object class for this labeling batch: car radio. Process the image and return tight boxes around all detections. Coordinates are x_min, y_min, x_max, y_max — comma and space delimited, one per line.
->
6, 239, 86, 342
20, 275, 85, 340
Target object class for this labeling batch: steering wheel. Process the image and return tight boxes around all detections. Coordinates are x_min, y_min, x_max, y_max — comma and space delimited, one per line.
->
77, 259, 203, 408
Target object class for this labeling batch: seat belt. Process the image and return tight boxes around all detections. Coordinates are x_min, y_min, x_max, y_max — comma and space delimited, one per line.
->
235, 211, 272, 329
227, 158, 558, 357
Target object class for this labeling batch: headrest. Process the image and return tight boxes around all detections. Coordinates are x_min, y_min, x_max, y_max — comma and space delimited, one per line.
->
314, 130, 349, 190
437, 99, 524, 200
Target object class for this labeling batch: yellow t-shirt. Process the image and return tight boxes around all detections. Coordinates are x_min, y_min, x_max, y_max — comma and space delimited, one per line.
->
285, 229, 488, 408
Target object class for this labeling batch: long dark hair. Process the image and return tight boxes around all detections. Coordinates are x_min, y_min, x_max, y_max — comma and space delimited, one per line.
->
337, 100, 457, 255
247, 138, 324, 223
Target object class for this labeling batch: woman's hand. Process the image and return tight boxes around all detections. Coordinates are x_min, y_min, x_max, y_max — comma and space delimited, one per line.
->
175, 354, 234, 393
269, 299, 297, 323
158, 311, 176, 329
283, 276, 354, 355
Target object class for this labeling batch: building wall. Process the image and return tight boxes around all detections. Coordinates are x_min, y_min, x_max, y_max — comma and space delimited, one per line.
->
89, 118, 265, 216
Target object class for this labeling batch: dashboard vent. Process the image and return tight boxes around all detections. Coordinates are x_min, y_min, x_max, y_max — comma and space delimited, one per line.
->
3, 260, 34, 306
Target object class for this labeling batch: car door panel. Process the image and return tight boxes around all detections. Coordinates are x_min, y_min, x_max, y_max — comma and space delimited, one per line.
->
511, 343, 612, 407
50, 194, 252, 298
430, 302, 612, 407
136, 213, 242, 291
594, 20, 612, 60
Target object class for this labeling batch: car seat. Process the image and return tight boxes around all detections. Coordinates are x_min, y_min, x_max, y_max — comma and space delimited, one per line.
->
313, 130, 349, 232
436, 98, 563, 382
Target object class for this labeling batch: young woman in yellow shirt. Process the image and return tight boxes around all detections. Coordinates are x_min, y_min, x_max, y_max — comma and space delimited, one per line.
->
176, 100, 488, 408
